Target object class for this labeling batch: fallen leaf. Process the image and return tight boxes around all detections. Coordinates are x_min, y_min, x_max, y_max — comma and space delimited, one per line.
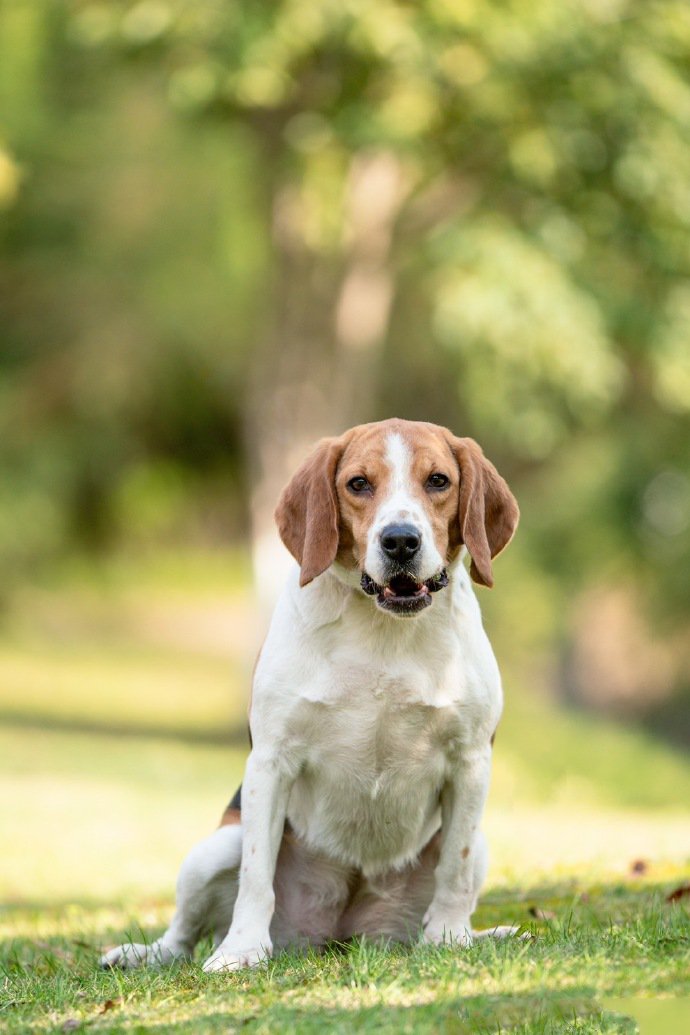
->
100, 998, 123, 1013
527, 906, 556, 921
629, 859, 648, 876
666, 884, 690, 904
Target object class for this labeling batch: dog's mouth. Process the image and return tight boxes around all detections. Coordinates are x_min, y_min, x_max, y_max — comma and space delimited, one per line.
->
360, 569, 449, 615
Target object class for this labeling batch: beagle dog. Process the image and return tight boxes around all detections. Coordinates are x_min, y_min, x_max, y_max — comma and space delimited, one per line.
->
102, 419, 520, 973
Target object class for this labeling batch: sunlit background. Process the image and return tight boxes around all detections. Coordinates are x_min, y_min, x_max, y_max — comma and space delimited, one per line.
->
1, 0, 689, 909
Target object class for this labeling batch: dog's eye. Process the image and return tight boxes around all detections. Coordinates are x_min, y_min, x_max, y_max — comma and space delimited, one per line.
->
427, 473, 449, 490
347, 476, 371, 494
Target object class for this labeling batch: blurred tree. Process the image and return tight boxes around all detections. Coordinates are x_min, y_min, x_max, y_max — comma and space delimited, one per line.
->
1, 0, 689, 731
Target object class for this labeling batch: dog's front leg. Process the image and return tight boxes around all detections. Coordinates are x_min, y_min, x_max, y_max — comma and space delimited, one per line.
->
423, 745, 492, 949
202, 750, 292, 973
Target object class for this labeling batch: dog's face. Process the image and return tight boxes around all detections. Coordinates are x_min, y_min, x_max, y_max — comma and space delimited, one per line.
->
275, 419, 519, 618
335, 423, 461, 616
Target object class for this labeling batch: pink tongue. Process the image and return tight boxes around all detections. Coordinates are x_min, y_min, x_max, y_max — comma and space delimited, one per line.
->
384, 583, 428, 599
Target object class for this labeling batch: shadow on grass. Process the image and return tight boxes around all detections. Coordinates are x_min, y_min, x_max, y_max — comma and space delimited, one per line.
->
0, 875, 684, 936
0, 875, 648, 921
0, 708, 248, 746
2, 879, 687, 1033
82, 995, 633, 1034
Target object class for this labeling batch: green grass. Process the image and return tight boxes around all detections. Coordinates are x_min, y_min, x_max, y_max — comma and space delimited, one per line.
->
2, 885, 689, 1033
0, 546, 255, 741
1, 550, 689, 1032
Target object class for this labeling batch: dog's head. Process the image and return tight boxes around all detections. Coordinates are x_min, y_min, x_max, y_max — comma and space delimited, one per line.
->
275, 419, 518, 617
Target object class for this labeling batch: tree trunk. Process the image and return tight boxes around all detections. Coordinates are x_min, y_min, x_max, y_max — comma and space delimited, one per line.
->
244, 150, 406, 612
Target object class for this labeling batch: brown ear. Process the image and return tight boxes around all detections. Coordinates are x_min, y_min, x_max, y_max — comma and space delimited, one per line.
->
274, 437, 343, 587
449, 437, 519, 588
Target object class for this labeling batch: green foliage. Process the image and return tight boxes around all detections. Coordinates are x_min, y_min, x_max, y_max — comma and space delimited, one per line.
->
0, 1, 689, 718
431, 217, 622, 458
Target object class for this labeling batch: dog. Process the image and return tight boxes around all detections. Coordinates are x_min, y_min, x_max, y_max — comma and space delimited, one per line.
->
102, 418, 520, 973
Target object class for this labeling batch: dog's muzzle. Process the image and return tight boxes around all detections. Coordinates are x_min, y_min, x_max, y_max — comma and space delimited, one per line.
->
360, 569, 449, 616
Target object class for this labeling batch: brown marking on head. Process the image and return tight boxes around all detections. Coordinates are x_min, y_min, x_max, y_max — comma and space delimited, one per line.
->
274, 424, 402, 583
334, 422, 407, 571
392, 422, 464, 568
330, 419, 463, 578
461, 846, 470, 859
275, 419, 518, 588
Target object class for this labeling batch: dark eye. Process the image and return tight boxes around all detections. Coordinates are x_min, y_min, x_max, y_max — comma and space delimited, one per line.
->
347, 476, 372, 494
427, 473, 449, 490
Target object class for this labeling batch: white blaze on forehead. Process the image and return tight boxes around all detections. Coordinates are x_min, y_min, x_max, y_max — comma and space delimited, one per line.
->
362, 430, 444, 583
383, 432, 413, 513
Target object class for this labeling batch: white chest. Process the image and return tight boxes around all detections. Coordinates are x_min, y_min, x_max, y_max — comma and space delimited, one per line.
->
255, 570, 502, 874
284, 663, 469, 873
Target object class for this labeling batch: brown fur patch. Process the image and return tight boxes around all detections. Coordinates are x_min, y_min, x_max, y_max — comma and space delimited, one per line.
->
275, 418, 517, 586
334, 420, 462, 572
275, 436, 349, 586
218, 806, 242, 827
448, 435, 519, 587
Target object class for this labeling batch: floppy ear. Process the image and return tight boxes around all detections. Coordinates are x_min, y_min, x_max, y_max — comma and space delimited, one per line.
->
275, 437, 343, 587
449, 437, 519, 588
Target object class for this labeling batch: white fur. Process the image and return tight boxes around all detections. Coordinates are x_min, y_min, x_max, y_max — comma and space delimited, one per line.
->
101, 825, 242, 969
103, 436, 514, 973
364, 432, 444, 585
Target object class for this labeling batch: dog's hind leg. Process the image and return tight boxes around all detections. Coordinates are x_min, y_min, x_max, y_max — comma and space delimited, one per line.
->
101, 824, 242, 969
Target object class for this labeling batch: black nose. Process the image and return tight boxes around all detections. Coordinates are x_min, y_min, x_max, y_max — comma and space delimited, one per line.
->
380, 524, 421, 563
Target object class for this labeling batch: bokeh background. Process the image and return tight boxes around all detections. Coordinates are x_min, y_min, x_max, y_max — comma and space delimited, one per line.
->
1, 0, 689, 908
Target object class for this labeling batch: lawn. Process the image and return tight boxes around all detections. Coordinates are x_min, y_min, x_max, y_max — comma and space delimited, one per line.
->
1, 551, 689, 1033
3, 886, 689, 1034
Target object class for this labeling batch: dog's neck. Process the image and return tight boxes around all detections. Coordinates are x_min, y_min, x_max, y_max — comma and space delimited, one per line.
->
282, 552, 477, 656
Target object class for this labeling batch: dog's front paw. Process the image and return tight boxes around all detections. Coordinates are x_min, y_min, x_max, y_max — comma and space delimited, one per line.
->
202, 938, 271, 973
473, 923, 530, 941
422, 910, 473, 948
100, 940, 183, 970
